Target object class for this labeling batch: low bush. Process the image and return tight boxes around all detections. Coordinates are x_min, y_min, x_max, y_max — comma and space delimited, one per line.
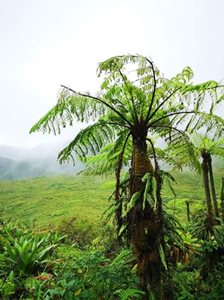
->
0, 221, 142, 299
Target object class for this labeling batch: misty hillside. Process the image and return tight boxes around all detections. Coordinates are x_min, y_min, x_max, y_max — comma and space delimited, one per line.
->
0, 144, 83, 180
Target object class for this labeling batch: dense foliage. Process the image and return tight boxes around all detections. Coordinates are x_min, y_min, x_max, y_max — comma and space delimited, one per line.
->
0, 221, 144, 299
1, 214, 224, 299
27, 54, 224, 298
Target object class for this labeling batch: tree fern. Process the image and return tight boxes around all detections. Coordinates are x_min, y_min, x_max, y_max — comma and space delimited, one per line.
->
30, 54, 224, 297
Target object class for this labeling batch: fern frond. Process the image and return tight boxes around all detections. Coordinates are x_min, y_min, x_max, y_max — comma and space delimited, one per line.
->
187, 112, 224, 138
83, 130, 131, 175
57, 120, 119, 163
153, 126, 200, 172
115, 288, 145, 300
163, 212, 185, 250
30, 88, 108, 135
110, 249, 134, 266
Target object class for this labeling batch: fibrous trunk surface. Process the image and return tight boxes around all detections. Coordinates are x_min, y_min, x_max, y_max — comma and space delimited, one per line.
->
128, 134, 163, 298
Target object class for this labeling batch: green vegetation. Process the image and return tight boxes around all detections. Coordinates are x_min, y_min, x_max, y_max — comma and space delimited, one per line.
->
30, 54, 224, 297
0, 168, 223, 228
0, 175, 112, 229
1, 54, 224, 299
0, 169, 224, 299
0, 221, 141, 299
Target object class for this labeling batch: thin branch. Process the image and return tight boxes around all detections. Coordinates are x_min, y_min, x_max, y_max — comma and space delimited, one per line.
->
145, 59, 157, 123
106, 122, 130, 129
147, 87, 182, 123
61, 85, 133, 128
130, 75, 168, 86
147, 111, 194, 128
197, 84, 224, 91
118, 69, 139, 124
151, 124, 187, 138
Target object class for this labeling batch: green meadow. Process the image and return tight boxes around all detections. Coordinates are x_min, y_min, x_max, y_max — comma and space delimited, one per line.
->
0, 168, 223, 229
0, 175, 113, 229
0, 166, 223, 299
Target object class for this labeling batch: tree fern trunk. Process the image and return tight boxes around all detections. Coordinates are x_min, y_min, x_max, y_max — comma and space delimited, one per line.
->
201, 154, 214, 229
128, 134, 163, 299
186, 200, 190, 222
220, 177, 224, 222
207, 154, 219, 218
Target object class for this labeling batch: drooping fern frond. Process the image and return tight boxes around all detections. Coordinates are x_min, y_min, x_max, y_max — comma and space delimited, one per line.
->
163, 211, 185, 251
84, 144, 117, 175
151, 123, 201, 172
159, 170, 177, 197
186, 111, 224, 139
57, 120, 120, 164
145, 72, 224, 140
110, 248, 134, 266
84, 130, 132, 175
152, 146, 184, 171
30, 88, 108, 135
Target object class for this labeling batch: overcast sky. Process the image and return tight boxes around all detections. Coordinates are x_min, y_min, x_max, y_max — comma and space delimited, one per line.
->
1, 0, 224, 148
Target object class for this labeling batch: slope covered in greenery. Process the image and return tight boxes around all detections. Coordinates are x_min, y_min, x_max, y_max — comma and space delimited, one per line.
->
0, 168, 223, 228
0, 169, 224, 299
0, 175, 111, 229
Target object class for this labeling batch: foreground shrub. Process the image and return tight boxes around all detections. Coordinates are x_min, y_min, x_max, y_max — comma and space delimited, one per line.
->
0, 221, 63, 299
0, 221, 142, 299
58, 217, 118, 253
43, 248, 141, 299
58, 217, 97, 247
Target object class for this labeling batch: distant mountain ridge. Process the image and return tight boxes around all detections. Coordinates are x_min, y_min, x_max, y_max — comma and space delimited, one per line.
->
0, 144, 83, 180
0, 145, 29, 161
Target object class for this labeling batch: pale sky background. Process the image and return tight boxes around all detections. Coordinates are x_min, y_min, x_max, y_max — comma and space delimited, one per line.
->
1, 0, 224, 148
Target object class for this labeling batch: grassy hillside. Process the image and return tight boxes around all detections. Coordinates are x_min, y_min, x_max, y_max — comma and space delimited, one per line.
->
0, 168, 223, 229
0, 175, 113, 229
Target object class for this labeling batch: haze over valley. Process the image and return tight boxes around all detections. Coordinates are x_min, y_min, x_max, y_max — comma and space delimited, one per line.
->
0, 143, 83, 180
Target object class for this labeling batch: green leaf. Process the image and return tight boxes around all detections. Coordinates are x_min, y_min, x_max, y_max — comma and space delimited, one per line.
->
159, 244, 168, 270
118, 224, 127, 237
122, 191, 140, 218
143, 179, 149, 210
115, 288, 145, 300
128, 192, 140, 210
